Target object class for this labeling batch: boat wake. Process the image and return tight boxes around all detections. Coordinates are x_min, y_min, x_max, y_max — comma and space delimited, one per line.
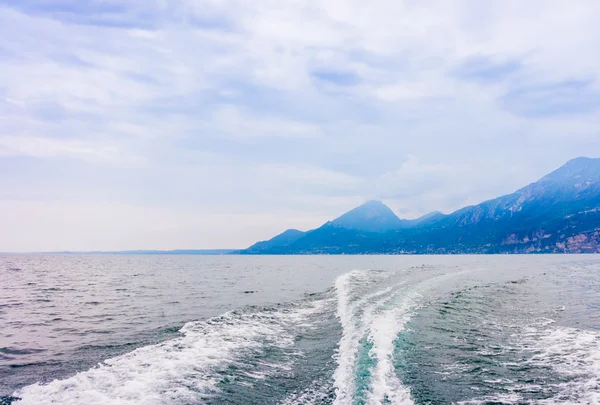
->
10, 266, 600, 405
333, 270, 419, 405
13, 298, 331, 405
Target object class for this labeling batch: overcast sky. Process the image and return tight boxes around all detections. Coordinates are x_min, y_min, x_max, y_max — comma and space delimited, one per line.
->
1, 0, 600, 251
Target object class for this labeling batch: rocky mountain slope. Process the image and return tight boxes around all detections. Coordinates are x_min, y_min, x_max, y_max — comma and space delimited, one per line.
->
241, 157, 600, 254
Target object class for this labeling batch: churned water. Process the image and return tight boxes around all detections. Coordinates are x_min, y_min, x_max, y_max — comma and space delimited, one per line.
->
1, 255, 599, 404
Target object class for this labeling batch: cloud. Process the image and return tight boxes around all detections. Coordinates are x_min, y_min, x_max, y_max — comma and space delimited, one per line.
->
375, 155, 541, 218
0, 135, 139, 163
1, 0, 600, 249
1, 0, 159, 28
258, 164, 364, 196
0, 199, 332, 251
376, 155, 455, 199
208, 105, 323, 139
372, 82, 434, 102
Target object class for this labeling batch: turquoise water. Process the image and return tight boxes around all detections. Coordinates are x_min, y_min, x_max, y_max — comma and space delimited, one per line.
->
1, 255, 599, 404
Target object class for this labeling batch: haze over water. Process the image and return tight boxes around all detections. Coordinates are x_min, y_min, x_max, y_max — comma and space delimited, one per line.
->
1, 254, 600, 404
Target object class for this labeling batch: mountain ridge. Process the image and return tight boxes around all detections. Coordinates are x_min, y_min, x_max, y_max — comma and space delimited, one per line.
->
242, 157, 600, 254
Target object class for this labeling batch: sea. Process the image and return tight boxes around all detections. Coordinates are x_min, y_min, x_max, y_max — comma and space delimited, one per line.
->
1, 254, 599, 405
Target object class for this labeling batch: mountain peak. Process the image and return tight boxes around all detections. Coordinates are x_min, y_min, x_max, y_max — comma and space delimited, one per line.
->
358, 200, 389, 210
538, 156, 600, 186
553, 156, 598, 171
331, 200, 403, 233
565, 156, 597, 166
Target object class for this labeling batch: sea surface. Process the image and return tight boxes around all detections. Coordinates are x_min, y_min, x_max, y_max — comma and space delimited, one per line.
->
1, 254, 600, 404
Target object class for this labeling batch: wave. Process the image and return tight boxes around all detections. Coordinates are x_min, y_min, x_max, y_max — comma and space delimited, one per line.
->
12, 269, 422, 405
16, 266, 590, 405
459, 323, 600, 404
13, 298, 330, 405
529, 327, 600, 404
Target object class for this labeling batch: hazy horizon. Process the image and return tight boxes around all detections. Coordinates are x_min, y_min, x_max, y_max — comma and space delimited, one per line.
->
2, 1, 600, 251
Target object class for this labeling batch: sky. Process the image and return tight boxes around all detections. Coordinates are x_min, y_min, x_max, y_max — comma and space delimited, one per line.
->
1, 0, 600, 251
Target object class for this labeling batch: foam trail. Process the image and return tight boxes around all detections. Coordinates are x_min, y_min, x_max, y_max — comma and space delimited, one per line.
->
333, 270, 415, 405
14, 301, 327, 405
367, 293, 417, 405
333, 270, 366, 405
333, 271, 397, 404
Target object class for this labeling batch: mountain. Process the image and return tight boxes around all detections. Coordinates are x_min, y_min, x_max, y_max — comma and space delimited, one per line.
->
46, 249, 236, 255
243, 229, 306, 254
439, 157, 600, 227
405, 211, 445, 227
240, 157, 600, 254
330, 200, 406, 232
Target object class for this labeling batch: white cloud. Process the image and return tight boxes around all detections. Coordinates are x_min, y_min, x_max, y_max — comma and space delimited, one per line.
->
258, 164, 364, 191
1, 1, 600, 249
376, 155, 457, 198
0, 135, 140, 163
0, 200, 331, 251
210, 105, 322, 138
376, 155, 542, 218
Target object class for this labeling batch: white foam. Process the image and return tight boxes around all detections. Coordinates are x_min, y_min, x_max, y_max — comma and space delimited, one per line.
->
464, 325, 600, 405
458, 392, 525, 404
526, 327, 600, 404
366, 293, 417, 405
332, 270, 367, 405
280, 378, 332, 405
14, 300, 328, 405
332, 270, 416, 405
333, 271, 393, 404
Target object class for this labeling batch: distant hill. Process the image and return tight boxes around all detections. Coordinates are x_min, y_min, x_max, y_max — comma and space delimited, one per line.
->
243, 229, 306, 254
46, 249, 236, 255
240, 157, 600, 254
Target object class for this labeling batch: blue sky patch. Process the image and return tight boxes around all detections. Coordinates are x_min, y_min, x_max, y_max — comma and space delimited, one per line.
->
500, 78, 600, 118
311, 69, 360, 86
454, 55, 522, 83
